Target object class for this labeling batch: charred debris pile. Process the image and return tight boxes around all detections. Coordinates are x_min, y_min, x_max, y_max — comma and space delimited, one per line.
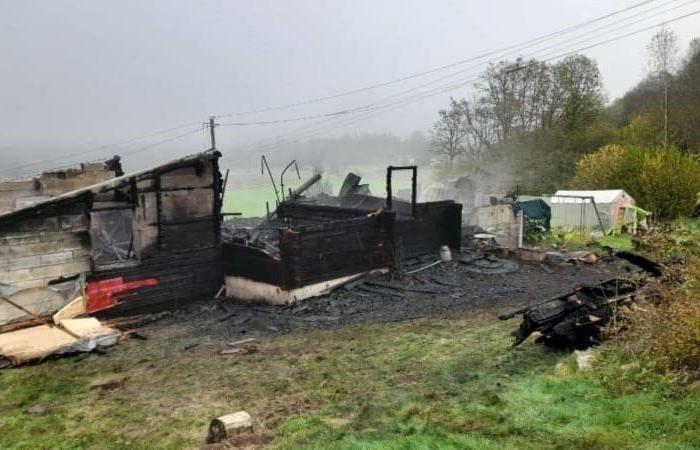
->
500, 252, 663, 349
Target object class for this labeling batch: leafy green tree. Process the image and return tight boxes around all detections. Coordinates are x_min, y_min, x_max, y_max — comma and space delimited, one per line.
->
553, 55, 605, 130
571, 144, 700, 218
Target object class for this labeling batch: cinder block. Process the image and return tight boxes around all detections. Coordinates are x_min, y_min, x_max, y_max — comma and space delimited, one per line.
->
0, 254, 42, 271
40, 251, 75, 266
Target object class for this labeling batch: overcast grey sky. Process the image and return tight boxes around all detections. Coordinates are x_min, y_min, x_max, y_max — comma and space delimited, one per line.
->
1, 0, 699, 174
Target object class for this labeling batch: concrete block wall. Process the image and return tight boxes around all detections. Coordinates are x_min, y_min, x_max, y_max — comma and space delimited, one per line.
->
471, 204, 522, 249
0, 226, 91, 288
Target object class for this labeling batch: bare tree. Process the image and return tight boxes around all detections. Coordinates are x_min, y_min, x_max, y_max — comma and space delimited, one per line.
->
430, 98, 469, 166
647, 26, 679, 148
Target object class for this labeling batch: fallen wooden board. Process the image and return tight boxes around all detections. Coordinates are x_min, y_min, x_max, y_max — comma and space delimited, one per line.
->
225, 269, 388, 305
0, 317, 119, 368
52, 295, 85, 324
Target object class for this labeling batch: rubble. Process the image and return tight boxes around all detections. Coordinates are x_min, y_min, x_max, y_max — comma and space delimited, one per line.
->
0, 151, 659, 372
208, 249, 634, 337
500, 252, 661, 349
222, 166, 462, 305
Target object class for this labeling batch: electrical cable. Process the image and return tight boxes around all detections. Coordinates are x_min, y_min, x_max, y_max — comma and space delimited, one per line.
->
232, 9, 700, 155
212, 0, 664, 118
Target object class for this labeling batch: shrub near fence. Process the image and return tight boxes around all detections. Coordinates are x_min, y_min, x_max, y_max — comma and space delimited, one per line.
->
571, 145, 700, 219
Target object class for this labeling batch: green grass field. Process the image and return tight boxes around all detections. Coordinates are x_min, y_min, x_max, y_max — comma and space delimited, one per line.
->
2, 310, 698, 449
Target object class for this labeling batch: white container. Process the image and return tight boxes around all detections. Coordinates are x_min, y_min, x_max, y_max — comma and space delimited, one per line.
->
439, 245, 452, 262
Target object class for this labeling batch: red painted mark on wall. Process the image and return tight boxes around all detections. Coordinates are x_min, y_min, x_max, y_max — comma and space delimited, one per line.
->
86, 277, 159, 313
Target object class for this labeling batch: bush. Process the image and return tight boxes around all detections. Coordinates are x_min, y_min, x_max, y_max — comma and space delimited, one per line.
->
612, 220, 700, 380
619, 262, 700, 379
570, 144, 700, 219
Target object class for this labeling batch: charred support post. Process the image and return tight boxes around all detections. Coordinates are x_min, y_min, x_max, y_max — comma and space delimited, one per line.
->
213, 159, 224, 244
154, 175, 163, 248
386, 165, 417, 217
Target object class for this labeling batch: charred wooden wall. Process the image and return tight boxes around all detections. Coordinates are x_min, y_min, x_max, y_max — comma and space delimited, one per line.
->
223, 199, 461, 291
278, 211, 395, 288
340, 194, 462, 258
222, 244, 283, 286
395, 201, 463, 259
91, 156, 223, 315
277, 202, 368, 225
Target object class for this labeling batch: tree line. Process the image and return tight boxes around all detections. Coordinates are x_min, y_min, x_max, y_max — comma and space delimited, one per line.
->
430, 29, 700, 218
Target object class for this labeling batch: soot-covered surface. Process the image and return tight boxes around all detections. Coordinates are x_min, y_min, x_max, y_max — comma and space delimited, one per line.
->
151, 252, 636, 340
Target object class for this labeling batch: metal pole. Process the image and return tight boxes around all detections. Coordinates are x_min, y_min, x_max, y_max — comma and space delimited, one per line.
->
590, 198, 606, 234
208, 116, 217, 150
280, 160, 300, 203
260, 155, 280, 204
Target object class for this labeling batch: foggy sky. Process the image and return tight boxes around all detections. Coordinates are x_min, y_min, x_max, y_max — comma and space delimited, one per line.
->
1, 0, 699, 175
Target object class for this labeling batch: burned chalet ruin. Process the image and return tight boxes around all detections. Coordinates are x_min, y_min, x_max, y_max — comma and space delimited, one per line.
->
0, 153, 464, 330
0, 151, 224, 329
223, 167, 462, 303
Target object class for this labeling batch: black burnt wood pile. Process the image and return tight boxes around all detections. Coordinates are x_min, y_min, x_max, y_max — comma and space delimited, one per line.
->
500, 252, 662, 349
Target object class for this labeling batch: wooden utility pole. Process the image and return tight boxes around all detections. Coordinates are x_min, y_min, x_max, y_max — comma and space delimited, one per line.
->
208, 116, 218, 150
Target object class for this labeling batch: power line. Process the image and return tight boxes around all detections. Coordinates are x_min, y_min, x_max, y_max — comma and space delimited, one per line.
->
228, 0, 698, 153
212, 0, 663, 118
5, 0, 694, 174
116, 127, 204, 158
217, 107, 370, 126
527, 0, 699, 59
232, 8, 700, 155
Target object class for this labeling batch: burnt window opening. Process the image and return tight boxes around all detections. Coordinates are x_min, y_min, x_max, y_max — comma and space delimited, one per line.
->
90, 208, 138, 269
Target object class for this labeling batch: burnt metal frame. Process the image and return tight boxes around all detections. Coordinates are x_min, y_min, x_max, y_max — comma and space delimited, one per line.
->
280, 159, 301, 202
386, 165, 417, 217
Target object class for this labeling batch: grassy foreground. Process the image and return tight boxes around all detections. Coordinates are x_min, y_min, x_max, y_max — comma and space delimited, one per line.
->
1, 309, 699, 449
